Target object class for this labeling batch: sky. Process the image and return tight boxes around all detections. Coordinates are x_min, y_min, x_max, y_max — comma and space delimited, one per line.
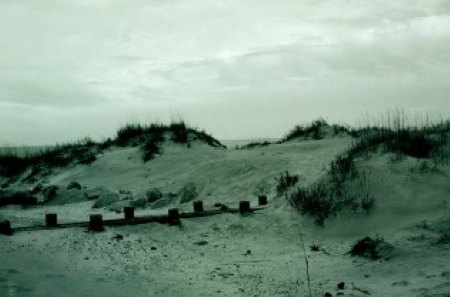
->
1, 0, 450, 145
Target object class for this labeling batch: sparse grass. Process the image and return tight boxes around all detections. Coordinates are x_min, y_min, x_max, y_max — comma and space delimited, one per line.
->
0, 121, 224, 177
287, 114, 449, 226
240, 141, 272, 150
276, 171, 299, 195
283, 119, 328, 141
0, 141, 98, 178
282, 119, 350, 142
329, 154, 357, 186
287, 184, 332, 226
142, 129, 164, 162
170, 121, 189, 144
116, 123, 146, 146
349, 120, 450, 160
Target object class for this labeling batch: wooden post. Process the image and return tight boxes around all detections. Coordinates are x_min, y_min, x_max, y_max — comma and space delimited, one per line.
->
258, 195, 268, 206
45, 213, 58, 227
89, 214, 104, 232
239, 201, 251, 213
168, 208, 180, 226
193, 201, 204, 213
0, 220, 13, 236
124, 207, 134, 220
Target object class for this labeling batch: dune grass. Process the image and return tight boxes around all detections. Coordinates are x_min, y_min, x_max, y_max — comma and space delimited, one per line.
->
0, 121, 224, 178
287, 115, 450, 226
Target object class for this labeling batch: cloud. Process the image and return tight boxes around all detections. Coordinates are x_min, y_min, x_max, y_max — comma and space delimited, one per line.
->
0, 0, 449, 143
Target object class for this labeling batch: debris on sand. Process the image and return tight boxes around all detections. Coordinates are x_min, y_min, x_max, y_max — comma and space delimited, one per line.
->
349, 236, 394, 260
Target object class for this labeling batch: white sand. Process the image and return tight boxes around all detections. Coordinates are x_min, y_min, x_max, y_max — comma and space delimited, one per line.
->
1, 137, 450, 296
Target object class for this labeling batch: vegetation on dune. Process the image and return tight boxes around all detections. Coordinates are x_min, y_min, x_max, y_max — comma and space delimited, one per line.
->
0, 140, 98, 178
282, 119, 351, 142
116, 121, 225, 162
238, 141, 273, 150
287, 116, 450, 226
0, 121, 225, 178
349, 236, 394, 260
238, 119, 351, 150
275, 170, 299, 196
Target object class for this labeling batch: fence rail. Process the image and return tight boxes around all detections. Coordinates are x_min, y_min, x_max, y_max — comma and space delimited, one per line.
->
1, 197, 269, 235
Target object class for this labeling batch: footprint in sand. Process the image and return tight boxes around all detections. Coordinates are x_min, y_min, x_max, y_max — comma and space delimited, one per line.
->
441, 271, 450, 278
6, 269, 20, 275
392, 280, 409, 287
45, 273, 66, 279
433, 281, 450, 290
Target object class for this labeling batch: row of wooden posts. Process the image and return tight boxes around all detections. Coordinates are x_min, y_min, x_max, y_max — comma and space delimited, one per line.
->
0, 196, 268, 236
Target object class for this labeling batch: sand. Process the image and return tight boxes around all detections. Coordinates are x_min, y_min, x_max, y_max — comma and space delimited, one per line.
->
1, 137, 450, 297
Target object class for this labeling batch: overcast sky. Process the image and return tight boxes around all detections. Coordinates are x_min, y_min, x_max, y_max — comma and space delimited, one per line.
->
1, 0, 449, 145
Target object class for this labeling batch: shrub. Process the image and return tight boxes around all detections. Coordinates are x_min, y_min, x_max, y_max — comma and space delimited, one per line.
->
329, 154, 357, 186
275, 171, 299, 195
287, 184, 332, 226
349, 236, 393, 260
310, 244, 321, 252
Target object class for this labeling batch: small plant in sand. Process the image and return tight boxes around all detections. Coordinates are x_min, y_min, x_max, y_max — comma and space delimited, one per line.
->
287, 184, 332, 226
349, 236, 393, 260
275, 171, 299, 195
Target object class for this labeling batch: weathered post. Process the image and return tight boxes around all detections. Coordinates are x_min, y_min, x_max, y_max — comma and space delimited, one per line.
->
89, 214, 104, 232
258, 195, 268, 206
124, 207, 134, 220
168, 208, 180, 226
193, 201, 204, 213
239, 201, 251, 213
45, 213, 58, 227
0, 220, 13, 235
